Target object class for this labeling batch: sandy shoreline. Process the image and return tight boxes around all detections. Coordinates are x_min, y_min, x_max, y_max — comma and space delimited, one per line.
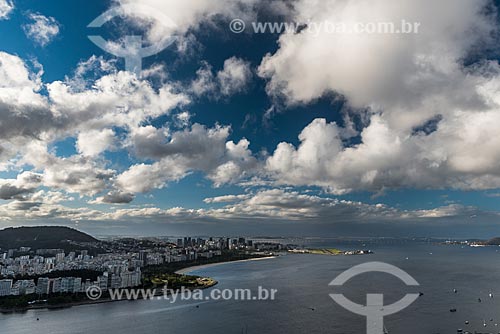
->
175, 256, 277, 275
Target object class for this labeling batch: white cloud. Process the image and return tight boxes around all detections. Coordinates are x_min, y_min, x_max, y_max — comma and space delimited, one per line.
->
118, 124, 258, 192
0, 52, 44, 105
259, 0, 500, 194
266, 109, 500, 194
259, 0, 495, 111
77, 129, 116, 157
0, 52, 187, 144
0, 185, 491, 236
203, 194, 251, 204
23, 12, 60, 47
175, 111, 192, 128
208, 138, 257, 187
0, 188, 479, 224
22, 141, 115, 196
47, 70, 188, 134
190, 57, 252, 98
266, 119, 343, 190
0, 51, 256, 201
3, 0, 500, 227
0, 0, 13, 20
115, 0, 263, 43
0, 172, 42, 200
90, 191, 135, 204
190, 61, 217, 96
217, 57, 252, 96
0, 52, 189, 198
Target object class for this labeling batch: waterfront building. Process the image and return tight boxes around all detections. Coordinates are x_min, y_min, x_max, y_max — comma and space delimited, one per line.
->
0, 279, 13, 296
36, 277, 50, 295
52, 278, 62, 293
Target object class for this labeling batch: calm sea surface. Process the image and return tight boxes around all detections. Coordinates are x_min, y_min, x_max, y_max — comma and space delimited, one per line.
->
2, 241, 500, 334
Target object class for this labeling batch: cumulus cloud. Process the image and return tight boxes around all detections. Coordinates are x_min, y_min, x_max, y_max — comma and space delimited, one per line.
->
203, 194, 251, 204
77, 129, 116, 157
266, 110, 500, 194
0, 182, 492, 237
0, 52, 187, 147
174, 111, 192, 128
0, 0, 13, 20
260, 0, 500, 194
21, 142, 115, 196
190, 57, 252, 98
23, 12, 60, 46
208, 189, 397, 220
266, 119, 343, 190
0, 67, 257, 200
0, 172, 42, 200
0, 188, 482, 226
259, 0, 496, 110
0, 52, 190, 198
3, 0, 500, 231
90, 191, 135, 204
115, 0, 263, 43
217, 57, 253, 96
190, 62, 217, 96
118, 123, 258, 192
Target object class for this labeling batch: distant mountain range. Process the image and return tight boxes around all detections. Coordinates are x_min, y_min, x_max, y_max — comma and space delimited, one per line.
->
0, 226, 98, 251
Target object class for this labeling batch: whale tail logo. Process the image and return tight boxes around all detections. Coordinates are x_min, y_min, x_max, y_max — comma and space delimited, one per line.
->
329, 262, 420, 334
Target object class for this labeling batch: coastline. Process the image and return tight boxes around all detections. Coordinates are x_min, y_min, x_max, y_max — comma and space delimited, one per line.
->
0, 255, 276, 314
0, 280, 219, 314
174, 256, 277, 275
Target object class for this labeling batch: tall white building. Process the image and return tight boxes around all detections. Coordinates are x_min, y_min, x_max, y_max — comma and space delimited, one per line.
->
120, 268, 141, 288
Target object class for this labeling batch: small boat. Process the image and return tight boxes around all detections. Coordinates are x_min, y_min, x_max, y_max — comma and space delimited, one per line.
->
465, 321, 469, 325
419, 292, 424, 296
453, 289, 458, 293
450, 308, 457, 313
383, 325, 389, 334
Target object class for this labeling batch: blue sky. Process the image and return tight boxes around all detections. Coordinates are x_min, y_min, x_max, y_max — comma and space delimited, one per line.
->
1, 0, 500, 237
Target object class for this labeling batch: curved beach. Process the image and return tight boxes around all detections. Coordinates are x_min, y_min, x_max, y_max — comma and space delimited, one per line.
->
175, 256, 277, 275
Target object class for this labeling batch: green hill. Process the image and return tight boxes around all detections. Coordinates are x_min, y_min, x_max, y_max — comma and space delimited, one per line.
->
0, 226, 98, 250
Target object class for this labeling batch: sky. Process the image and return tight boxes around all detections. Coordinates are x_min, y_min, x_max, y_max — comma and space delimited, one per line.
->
1, 0, 500, 237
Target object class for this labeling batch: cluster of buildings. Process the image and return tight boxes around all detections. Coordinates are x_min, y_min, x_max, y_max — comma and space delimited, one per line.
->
0, 265, 142, 297
175, 236, 284, 252
0, 249, 94, 277
0, 236, 272, 298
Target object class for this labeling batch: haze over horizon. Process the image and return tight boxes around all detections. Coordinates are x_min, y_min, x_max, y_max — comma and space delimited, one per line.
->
1, 0, 500, 237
